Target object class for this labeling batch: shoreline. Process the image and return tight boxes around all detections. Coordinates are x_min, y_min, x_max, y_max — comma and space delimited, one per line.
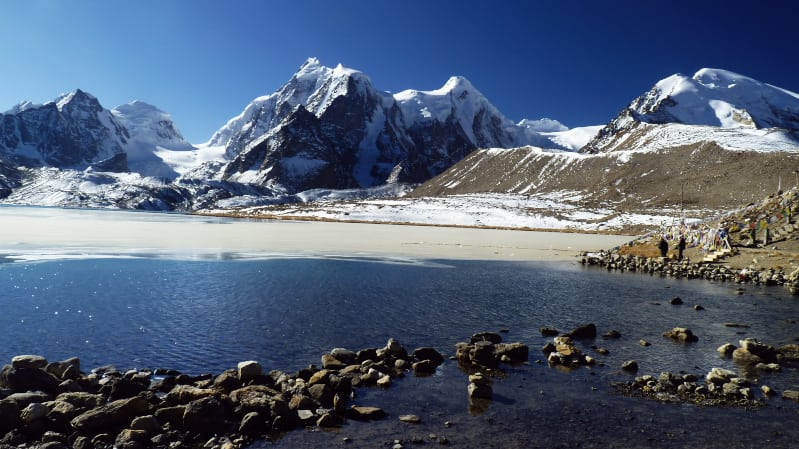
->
0, 206, 636, 262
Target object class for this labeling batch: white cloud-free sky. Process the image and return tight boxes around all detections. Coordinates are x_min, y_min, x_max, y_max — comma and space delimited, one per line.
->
0, 0, 797, 144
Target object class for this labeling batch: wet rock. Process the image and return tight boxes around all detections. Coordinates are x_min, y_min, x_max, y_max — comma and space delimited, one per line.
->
782, 390, 799, 402
567, 323, 597, 339
316, 412, 343, 428
693, 304, 705, 311
663, 327, 698, 343
494, 342, 529, 363
470, 332, 502, 344
621, 360, 638, 372
469, 341, 499, 369
717, 343, 737, 357
412, 347, 445, 367
348, 406, 386, 420
383, 338, 408, 358
762, 385, 775, 396
603, 330, 622, 339
399, 414, 421, 424
467, 382, 493, 400
412, 360, 438, 375
739, 338, 778, 362
540, 327, 560, 337
330, 348, 357, 365
639, 339, 651, 347
669, 297, 683, 305
706, 368, 737, 385
321, 354, 347, 370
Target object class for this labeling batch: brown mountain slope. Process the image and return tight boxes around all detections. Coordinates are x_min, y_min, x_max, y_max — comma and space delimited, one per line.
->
410, 142, 799, 215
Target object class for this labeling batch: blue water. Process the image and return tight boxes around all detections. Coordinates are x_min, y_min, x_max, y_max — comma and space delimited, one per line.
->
1, 256, 798, 447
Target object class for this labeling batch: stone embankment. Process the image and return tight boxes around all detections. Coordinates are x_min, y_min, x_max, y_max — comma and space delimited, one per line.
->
581, 251, 799, 294
0, 334, 530, 449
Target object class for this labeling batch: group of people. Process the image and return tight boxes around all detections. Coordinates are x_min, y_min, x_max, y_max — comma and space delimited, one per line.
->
658, 234, 687, 260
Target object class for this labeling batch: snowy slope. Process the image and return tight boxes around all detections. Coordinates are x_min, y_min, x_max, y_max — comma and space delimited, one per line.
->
112, 101, 197, 178
584, 68, 799, 154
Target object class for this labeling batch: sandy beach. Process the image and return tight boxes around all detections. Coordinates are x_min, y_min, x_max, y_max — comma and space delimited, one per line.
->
0, 206, 635, 261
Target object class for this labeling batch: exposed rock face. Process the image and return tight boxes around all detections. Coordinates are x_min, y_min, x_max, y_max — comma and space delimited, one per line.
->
0, 90, 129, 171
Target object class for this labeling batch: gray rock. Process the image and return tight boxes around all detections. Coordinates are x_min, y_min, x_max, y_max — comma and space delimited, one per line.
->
470, 332, 503, 344
239, 411, 265, 435
70, 396, 149, 435
321, 354, 346, 370
717, 343, 736, 357
182, 396, 227, 434
495, 342, 529, 363
55, 392, 104, 409
0, 365, 60, 393
11, 355, 48, 370
467, 382, 493, 400
237, 361, 264, 383
330, 348, 357, 365
20, 402, 49, 423
129, 415, 161, 436
621, 360, 639, 372
568, 323, 597, 339
663, 327, 698, 342
348, 406, 387, 420
412, 347, 445, 367
399, 414, 422, 424
706, 367, 737, 385
164, 384, 216, 404
783, 390, 799, 402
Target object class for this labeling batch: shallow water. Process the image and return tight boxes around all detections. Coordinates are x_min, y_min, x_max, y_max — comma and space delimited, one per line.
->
1, 256, 798, 447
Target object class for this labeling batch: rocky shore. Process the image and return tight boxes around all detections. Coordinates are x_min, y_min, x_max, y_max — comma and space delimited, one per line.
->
0, 334, 530, 449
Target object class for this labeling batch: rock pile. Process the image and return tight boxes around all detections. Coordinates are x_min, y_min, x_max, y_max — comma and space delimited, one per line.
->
616, 367, 761, 407
582, 251, 792, 288
0, 339, 447, 449
455, 332, 529, 370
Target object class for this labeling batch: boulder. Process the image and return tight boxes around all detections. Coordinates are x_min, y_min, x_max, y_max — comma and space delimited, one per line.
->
115, 429, 150, 446
316, 412, 343, 428
412, 360, 438, 375
129, 415, 161, 436
663, 327, 698, 343
153, 405, 186, 428
20, 402, 49, 423
239, 411, 266, 435
495, 342, 529, 363
469, 341, 499, 368
321, 354, 346, 370
182, 396, 227, 434
70, 396, 149, 435
568, 323, 597, 339
237, 361, 264, 383
470, 332, 503, 344
412, 347, 445, 367
738, 338, 778, 362
164, 385, 216, 405
329, 348, 357, 365
348, 406, 386, 420
6, 391, 52, 408
540, 327, 560, 337
717, 343, 736, 357
55, 392, 104, 409
467, 383, 493, 400
732, 348, 762, 364
46, 358, 81, 380
782, 390, 799, 402
230, 385, 275, 413
621, 360, 639, 372
11, 355, 48, 370
308, 383, 333, 406
706, 368, 737, 385
0, 365, 60, 393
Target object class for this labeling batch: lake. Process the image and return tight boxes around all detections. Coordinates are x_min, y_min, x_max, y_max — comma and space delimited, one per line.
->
1, 251, 798, 448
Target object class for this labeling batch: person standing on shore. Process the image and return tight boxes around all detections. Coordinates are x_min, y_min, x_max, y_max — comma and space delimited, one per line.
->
658, 236, 669, 258
677, 235, 686, 260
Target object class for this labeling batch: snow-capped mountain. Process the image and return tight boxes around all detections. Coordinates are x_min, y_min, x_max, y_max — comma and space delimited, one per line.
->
111, 101, 196, 178
209, 58, 568, 193
582, 68, 799, 153
0, 89, 129, 171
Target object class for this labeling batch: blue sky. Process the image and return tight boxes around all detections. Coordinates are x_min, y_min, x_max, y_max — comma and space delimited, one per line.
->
0, 0, 797, 143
